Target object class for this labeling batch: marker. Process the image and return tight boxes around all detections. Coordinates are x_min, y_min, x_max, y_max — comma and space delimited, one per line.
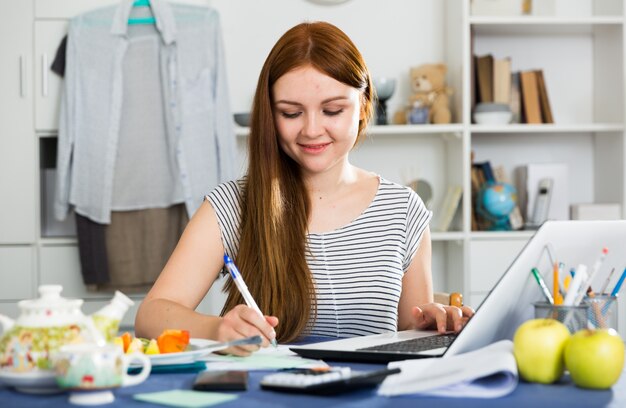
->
563, 264, 588, 306
531, 268, 554, 304
557, 262, 567, 295
223, 254, 278, 347
563, 274, 572, 291
573, 248, 608, 306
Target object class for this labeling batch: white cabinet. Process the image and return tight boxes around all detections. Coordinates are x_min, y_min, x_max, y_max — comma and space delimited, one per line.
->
35, 21, 68, 132
39, 245, 91, 299
0, 247, 35, 300
0, 0, 36, 245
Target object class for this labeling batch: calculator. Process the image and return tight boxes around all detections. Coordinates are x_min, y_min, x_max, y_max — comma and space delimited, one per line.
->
259, 367, 401, 395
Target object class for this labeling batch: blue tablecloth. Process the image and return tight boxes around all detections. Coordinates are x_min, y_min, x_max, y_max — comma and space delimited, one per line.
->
2, 365, 626, 408
2, 336, 626, 408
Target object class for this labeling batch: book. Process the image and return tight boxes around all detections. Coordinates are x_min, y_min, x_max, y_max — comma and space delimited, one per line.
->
520, 71, 542, 124
535, 69, 554, 123
470, 167, 483, 231
509, 72, 522, 123
471, 164, 491, 231
493, 57, 512, 104
475, 54, 494, 103
378, 340, 518, 398
474, 161, 496, 184
434, 185, 463, 232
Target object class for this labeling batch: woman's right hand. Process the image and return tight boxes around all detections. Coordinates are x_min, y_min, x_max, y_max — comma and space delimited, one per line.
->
216, 304, 279, 356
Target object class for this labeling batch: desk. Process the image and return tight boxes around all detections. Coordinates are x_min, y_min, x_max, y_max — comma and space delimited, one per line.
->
3, 363, 626, 407
2, 340, 626, 408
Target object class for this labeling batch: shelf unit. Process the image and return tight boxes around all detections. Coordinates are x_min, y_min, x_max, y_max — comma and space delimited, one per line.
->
1, 0, 624, 333
465, 0, 626, 334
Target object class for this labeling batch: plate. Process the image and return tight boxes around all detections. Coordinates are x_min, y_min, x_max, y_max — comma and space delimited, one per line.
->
0, 369, 61, 394
135, 338, 218, 367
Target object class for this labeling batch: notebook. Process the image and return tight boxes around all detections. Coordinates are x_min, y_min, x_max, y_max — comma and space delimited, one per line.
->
291, 220, 626, 363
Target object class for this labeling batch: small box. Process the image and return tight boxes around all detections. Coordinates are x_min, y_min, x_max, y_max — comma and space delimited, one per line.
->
471, 0, 525, 16
531, 0, 592, 17
570, 203, 622, 221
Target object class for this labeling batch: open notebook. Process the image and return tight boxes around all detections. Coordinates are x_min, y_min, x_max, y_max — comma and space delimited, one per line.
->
291, 220, 626, 363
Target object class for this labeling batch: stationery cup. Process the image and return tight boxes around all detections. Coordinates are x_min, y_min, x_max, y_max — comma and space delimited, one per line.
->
586, 295, 618, 331
54, 343, 151, 405
533, 302, 589, 333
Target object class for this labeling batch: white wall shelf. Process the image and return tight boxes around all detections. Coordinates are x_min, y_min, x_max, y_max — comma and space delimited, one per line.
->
470, 231, 535, 240
431, 232, 465, 242
470, 124, 625, 134
470, 16, 624, 35
235, 124, 465, 138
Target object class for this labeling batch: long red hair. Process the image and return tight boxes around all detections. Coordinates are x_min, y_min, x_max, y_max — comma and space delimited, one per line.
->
221, 21, 375, 342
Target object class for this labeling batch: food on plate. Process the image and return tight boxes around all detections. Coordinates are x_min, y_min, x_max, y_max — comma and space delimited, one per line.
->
113, 329, 190, 355
157, 329, 191, 353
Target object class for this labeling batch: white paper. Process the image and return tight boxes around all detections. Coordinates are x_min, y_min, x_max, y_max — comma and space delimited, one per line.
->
378, 340, 518, 398
198, 345, 327, 371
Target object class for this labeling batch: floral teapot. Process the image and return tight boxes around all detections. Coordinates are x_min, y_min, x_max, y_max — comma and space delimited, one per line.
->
0, 285, 134, 373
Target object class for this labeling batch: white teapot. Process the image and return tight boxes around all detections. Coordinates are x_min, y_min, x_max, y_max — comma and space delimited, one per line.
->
0, 285, 133, 373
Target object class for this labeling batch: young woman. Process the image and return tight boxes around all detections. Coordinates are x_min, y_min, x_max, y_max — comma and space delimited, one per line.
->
135, 21, 473, 356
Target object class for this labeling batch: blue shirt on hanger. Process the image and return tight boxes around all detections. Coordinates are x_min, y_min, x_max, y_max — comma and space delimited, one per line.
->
55, 0, 237, 224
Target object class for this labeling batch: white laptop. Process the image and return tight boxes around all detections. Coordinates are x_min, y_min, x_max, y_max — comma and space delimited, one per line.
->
291, 220, 626, 363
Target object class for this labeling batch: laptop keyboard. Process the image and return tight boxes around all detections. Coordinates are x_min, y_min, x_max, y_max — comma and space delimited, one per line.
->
357, 334, 457, 353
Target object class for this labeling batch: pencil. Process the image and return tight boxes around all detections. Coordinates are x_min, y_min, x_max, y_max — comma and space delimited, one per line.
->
553, 262, 563, 305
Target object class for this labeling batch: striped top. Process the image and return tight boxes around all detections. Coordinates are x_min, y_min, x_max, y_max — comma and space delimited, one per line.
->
206, 177, 432, 338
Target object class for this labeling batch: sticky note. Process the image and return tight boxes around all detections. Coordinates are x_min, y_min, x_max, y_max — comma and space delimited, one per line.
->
133, 390, 237, 408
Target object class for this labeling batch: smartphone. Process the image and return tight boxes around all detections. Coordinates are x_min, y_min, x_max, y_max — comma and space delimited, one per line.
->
192, 370, 248, 391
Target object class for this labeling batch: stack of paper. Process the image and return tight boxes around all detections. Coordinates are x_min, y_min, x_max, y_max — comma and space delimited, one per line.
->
378, 340, 518, 398
198, 345, 327, 371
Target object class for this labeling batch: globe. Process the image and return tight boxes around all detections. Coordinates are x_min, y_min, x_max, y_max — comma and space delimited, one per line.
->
476, 182, 517, 230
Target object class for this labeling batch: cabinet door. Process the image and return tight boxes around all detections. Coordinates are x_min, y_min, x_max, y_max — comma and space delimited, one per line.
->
35, 21, 68, 131
0, 246, 35, 300
0, 1, 36, 244
39, 245, 97, 299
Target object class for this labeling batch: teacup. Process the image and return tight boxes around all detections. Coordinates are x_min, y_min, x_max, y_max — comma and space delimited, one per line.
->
54, 343, 151, 405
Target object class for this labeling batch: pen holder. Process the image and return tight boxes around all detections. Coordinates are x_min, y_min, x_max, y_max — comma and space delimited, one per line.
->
586, 295, 618, 331
533, 302, 589, 333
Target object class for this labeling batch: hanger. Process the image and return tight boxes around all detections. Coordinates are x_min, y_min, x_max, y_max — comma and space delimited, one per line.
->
128, 0, 156, 25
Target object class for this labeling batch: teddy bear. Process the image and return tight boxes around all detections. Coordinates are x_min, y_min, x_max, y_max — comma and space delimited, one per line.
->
394, 63, 453, 125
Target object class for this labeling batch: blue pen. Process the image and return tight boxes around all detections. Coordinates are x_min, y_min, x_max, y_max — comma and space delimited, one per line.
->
610, 267, 626, 297
223, 254, 278, 347
601, 267, 626, 316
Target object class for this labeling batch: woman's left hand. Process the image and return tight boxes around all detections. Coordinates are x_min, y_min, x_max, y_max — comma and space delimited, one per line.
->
410, 303, 475, 333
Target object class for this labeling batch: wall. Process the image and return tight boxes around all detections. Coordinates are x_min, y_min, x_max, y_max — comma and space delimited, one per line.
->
208, 0, 445, 117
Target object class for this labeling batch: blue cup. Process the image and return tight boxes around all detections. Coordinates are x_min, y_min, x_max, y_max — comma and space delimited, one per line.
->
408, 107, 430, 124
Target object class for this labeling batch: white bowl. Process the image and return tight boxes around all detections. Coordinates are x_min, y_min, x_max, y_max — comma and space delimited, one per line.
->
473, 111, 512, 125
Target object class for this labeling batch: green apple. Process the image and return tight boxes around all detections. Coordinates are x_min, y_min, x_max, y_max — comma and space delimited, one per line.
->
513, 318, 571, 384
564, 328, 625, 389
